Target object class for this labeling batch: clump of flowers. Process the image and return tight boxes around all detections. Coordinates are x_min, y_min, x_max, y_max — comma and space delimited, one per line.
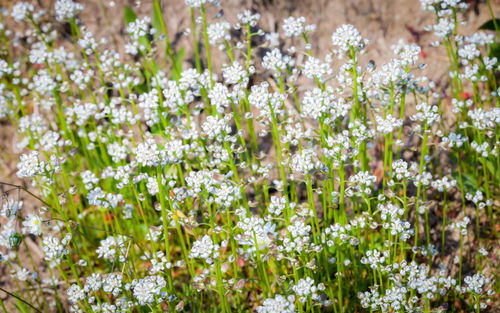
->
0, 0, 498, 312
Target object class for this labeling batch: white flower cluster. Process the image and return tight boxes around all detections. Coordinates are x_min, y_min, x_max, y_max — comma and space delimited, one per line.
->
290, 148, 320, 175
132, 275, 168, 305
78, 31, 98, 55
236, 215, 276, 254
361, 249, 389, 270
257, 294, 296, 313
207, 22, 231, 45
212, 182, 241, 207
262, 49, 294, 74
96, 235, 128, 262
16, 151, 44, 178
134, 138, 160, 167
431, 176, 456, 192
237, 10, 260, 27
184, 0, 214, 8
348, 171, 377, 195
43, 233, 71, 267
208, 83, 231, 113
468, 107, 500, 130
460, 273, 495, 297
22, 213, 43, 236
291, 277, 325, 303
302, 88, 335, 120
375, 115, 403, 134
442, 132, 466, 148
189, 235, 220, 264
267, 196, 286, 216
331, 24, 368, 56
279, 216, 314, 255
11, 2, 34, 22
282, 16, 315, 37
411, 103, 441, 126
127, 17, 152, 42
202, 115, 231, 140
54, 0, 83, 21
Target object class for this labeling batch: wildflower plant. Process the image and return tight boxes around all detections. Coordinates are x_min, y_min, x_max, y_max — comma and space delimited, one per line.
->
0, 0, 499, 312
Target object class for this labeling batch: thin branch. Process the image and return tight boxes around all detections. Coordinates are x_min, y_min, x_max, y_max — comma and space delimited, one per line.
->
0, 181, 51, 208
0, 286, 42, 313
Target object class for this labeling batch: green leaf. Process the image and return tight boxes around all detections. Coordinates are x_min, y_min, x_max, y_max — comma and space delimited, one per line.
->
125, 6, 151, 50
124, 6, 137, 25
488, 41, 500, 60
485, 159, 496, 177
172, 47, 185, 80
479, 18, 500, 31
139, 37, 151, 51
150, 124, 163, 135
134, 82, 148, 94
151, 59, 160, 74
152, 3, 163, 39
14, 298, 31, 313
451, 171, 478, 195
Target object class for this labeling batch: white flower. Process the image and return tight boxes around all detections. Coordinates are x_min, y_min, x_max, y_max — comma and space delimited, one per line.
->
432, 18, 453, 38
262, 49, 294, 73
78, 32, 98, 54
96, 235, 127, 262
303, 57, 332, 82
331, 24, 367, 56
207, 22, 231, 44
17, 268, 30, 281
202, 115, 231, 139
237, 10, 260, 27
222, 62, 247, 85
127, 17, 151, 41
292, 277, 320, 303
43, 234, 69, 267
290, 148, 319, 175
375, 115, 403, 134
236, 216, 276, 253
184, 0, 214, 8
411, 103, 441, 126
134, 138, 160, 167
458, 44, 480, 65
17, 151, 44, 178
189, 235, 220, 264
1, 200, 23, 220
132, 275, 167, 305
67, 284, 85, 304
301, 87, 334, 119
22, 213, 43, 236
11, 2, 34, 22
257, 294, 296, 313
54, 0, 84, 21
282, 16, 306, 37
207, 83, 231, 113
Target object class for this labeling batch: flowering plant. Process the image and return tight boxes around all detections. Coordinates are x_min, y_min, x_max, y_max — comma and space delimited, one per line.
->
0, 0, 498, 312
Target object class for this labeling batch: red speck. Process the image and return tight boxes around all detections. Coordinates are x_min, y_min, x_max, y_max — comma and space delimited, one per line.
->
236, 256, 245, 267
420, 49, 426, 58
105, 212, 114, 223
461, 92, 470, 100
405, 25, 421, 43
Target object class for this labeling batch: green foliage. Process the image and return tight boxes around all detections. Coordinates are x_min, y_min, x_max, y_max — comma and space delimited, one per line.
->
124, 6, 138, 25
479, 18, 500, 31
